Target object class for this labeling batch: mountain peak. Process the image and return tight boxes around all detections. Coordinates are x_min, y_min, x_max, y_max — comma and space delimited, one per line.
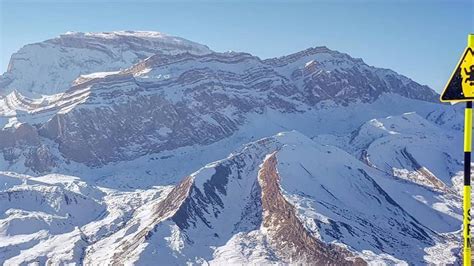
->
1, 31, 212, 97
264, 45, 364, 69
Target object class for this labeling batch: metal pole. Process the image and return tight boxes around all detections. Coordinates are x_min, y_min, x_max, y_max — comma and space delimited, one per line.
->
464, 100, 472, 266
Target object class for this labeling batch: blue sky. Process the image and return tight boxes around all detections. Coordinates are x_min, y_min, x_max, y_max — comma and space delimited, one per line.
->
0, 0, 473, 92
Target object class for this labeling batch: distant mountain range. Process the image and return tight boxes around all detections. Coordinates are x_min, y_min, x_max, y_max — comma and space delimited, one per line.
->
0, 31, 465, 265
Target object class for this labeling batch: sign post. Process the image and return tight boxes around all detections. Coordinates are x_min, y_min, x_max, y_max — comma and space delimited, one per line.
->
465, 100, 472, 266
441, 34, 474, 266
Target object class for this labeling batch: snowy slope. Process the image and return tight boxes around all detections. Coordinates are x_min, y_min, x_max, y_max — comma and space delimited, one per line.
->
1, 131, 461, 264
315, 111, 463, 193
126, 131, 461, 264
0, 171, 172, 265
80, 132, 359, 265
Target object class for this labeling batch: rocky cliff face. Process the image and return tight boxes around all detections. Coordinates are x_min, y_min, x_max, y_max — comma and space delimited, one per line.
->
0, 35, 439, 170
266, 46, 438, 104
258, 152, 359, 265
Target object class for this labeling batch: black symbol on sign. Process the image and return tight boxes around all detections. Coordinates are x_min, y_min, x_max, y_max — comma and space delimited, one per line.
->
465, 65, 474, 86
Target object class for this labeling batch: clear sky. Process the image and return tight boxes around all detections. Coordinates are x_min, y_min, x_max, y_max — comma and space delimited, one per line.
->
0, 0, 473, 92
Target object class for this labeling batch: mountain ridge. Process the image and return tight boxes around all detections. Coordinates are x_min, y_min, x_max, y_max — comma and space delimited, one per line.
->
0, 32, 439, 170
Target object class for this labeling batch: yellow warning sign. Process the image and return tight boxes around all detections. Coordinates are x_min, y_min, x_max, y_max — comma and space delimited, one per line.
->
440, 35, 474, 102
462, 50, 474, 97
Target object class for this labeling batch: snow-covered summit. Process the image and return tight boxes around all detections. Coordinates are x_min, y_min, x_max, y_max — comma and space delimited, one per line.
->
0, 31, 212, 97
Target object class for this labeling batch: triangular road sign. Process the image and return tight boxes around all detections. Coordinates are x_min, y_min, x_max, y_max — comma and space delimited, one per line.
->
440, 46, 474, 102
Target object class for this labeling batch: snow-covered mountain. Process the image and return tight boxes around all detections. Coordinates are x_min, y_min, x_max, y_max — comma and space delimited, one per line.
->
0, 38, 440, 171
0, 31, 466, 264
